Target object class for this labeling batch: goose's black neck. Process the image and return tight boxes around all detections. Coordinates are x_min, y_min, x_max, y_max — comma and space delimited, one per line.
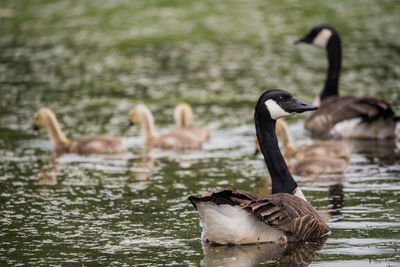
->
255, 109, 297, 195
321, 32, 341, 101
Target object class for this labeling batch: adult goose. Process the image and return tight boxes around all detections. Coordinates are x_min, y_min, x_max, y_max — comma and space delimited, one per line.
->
34, 107, 126, 156
129, 104, 202, 151
295, 24, 398, 139
188, 90, 330, 245
173, 103, 210, 143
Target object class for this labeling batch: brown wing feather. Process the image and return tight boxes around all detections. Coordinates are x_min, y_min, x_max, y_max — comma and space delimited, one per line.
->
189, 189, 329, 242
305, 95, 396, 136
241, 193, 329, 241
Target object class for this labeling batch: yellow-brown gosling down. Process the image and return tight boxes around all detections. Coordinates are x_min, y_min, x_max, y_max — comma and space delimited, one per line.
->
129, 104, 202, 151
255, 119, 350, 175
173, 103, 210, 143
34, 107, 126, 156
276, 119, 349, 175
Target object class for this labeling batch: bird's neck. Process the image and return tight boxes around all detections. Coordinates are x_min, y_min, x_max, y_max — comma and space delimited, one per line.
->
45, 116, 70, 151
276, 119, 297, 158
139, 108, 159, 143
176, 108, 190, 128
255, 113, 298, 195
321, 34, 341, 101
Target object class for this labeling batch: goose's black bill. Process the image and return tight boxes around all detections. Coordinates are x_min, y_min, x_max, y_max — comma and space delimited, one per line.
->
285, 98, 317, 113
129, 121, 134, 126
33, 124, 39, 131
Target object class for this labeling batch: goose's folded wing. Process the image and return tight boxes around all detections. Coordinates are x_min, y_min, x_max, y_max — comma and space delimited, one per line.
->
305, 96, 396, 134
347, 96, 395, 120
241, 193, 329, 241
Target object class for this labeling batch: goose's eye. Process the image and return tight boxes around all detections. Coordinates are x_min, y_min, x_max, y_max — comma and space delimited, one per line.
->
278, 96, 284, 101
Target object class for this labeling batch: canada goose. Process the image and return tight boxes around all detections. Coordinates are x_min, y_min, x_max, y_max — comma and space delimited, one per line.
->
129, 104, 202, 151
173, 103, 210, 143
295, 24, 398, 139
189, 89, 329, 245
34, 107, 126, 156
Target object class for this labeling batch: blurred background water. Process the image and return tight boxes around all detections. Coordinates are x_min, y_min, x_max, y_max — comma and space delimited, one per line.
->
0, 0, 399, 266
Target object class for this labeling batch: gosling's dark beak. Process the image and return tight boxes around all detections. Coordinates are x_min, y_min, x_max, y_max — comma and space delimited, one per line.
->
33, 124, 39, 131
254, 149, 260, 156
289, 98, 318, 113
129, 121, 134, 127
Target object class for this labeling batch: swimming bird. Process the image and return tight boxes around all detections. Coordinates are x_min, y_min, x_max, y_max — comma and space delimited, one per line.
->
129, 104, 202, 151
189, 90, 330, 245
173, 103, 210, 143
34, 107, 126, 156
254, 119, 350, 175
276, 119, 350, 175
295, 24, 398, 139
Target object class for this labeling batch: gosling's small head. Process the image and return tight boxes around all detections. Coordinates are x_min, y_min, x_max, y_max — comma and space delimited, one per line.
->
34, 107, 56, 131
294, 24, 337, 48
256, 89, 317, 121
129, 104, 146, 126
174, 103, 193, 127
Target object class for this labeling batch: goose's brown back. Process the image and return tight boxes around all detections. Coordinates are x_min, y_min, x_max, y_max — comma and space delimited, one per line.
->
305, 95, 397, 137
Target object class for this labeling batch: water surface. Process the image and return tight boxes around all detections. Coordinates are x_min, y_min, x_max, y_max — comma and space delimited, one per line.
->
1, 0, 400, 266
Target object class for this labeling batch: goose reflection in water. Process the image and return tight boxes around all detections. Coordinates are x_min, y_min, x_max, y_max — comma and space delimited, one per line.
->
328, 184, 344, 219
344, 139, 398, 166
36, 158, 58, 186
201, 236, 327, 267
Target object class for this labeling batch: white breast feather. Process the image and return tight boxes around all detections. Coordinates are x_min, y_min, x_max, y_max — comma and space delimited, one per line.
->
196, 202, 286, 245
293, 187, 307, 201
332, 118, 397, 139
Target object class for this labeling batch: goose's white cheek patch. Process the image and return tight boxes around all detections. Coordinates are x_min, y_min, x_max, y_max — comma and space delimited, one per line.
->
265, 100, 291, 120
312, 28, 333, 48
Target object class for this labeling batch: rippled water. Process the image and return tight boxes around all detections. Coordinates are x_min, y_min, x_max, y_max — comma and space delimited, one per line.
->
1, 0, 400, 266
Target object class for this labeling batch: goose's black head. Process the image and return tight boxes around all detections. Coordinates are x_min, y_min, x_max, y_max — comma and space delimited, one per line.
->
294, 24, 338, 48
256, 89, 317, 121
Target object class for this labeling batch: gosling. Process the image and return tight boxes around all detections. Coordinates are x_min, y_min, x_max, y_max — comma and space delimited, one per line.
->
34, 107, 126, 156
173, 103, 210, 143
129, 104, 202, 151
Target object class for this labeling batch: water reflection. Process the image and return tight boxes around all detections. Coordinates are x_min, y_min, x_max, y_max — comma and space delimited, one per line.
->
328, 184, 344, 219
130, 155, 154, 180
201, 237, 327, 267
36, 158, 58, 185
343, 139, 398, 165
